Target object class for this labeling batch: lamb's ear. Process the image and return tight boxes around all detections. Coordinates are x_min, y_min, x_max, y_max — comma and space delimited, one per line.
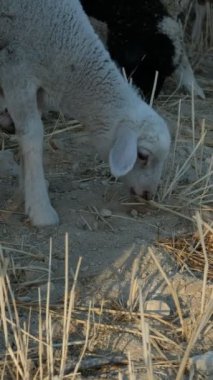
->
109, 127, 137, 177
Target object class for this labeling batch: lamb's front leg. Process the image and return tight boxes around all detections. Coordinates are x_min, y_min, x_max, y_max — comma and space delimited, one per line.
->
5, 85, 59, 226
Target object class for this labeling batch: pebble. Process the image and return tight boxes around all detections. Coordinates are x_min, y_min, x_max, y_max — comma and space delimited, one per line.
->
135, 238, 146, 245
17, 295, 32, 302
48, 138, 64, 151
93, 221, 98, 230
100, 208, 112, 218
189, 352, 213, 378
130, 209, 138, 218
40, 282, 56, 298
72, 162, 80, 172
79, 182, 89, 190
81, 265, 89, 272
144, 299, 171, 317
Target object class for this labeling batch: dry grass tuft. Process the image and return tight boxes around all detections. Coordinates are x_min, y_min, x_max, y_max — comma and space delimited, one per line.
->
159, 219, 213, 280
0, 234, 212, 379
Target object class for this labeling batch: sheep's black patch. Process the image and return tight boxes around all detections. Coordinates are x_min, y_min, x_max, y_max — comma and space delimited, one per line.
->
81, 0, 177, 100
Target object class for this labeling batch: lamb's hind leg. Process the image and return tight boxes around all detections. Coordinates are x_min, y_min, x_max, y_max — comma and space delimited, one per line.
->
174, 50, 205, 99
4, 82, 59, 226
192, 1, 206, 44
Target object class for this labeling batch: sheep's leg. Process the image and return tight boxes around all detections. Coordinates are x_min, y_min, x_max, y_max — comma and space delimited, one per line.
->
4, 84, 59, 226
174, 50, 205, 99
192, 1, 206, 44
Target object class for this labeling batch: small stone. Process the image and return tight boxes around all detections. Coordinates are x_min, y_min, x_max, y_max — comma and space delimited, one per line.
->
17, 295, 32, 302
93, 221, 98, 230
100, 208, 112, 217
135, 238, 146, 245
130, 209, 138, 217
81, 266, 89, 272
40, 282, 56, 299
79, 182, 89, 190
72, 162, 80, 172
49, 138, 64, 151
189, 351, 213, 377
144, 299, 171, 317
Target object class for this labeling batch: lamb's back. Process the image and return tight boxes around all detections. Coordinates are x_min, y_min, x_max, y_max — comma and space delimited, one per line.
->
0, 0, 104, 75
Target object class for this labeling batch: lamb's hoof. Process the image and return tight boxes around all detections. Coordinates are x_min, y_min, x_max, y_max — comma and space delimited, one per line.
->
28, 205, 59, 226
194, 85, 205, 100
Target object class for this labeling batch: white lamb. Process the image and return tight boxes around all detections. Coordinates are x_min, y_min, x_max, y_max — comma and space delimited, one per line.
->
0, 0, 170, 226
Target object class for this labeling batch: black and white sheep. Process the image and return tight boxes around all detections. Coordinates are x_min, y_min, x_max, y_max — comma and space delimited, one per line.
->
0, 0, 170, 226
81, 0, 205, 100
161, 0, 190, 19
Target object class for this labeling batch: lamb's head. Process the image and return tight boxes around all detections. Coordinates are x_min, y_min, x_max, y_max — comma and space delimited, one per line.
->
109, 111, 171, 200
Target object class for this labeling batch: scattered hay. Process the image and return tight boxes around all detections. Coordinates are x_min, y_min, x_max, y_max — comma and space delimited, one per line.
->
0, 223, 213, 379
159, 227, 213, 279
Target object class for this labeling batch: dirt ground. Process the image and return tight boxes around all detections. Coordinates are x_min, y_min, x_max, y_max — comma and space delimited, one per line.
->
0, 49, 212, 379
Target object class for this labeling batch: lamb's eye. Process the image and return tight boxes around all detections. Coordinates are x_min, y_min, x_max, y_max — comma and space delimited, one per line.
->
138, 151, 149, 164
